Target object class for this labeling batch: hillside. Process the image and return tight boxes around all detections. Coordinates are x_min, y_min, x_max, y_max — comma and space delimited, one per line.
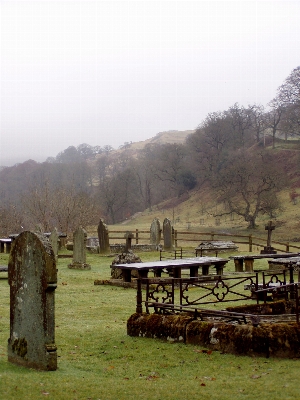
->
1, 130, 300, 242
113, 146, 300, 243
127, 129, 194, 150
111, 186, 300, 243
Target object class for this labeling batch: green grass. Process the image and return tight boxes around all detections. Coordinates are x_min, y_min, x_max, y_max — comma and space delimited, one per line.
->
1, 251, 300, 400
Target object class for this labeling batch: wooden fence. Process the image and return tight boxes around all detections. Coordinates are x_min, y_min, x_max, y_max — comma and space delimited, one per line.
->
108, 229, 300, 253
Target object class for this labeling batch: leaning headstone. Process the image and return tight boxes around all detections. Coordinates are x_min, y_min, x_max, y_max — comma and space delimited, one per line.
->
163, 218, 174, 250
150, 218, 161, 246
68, 226, 91, 270
97, 219, 110, 254
8, 231, 57, 371
49, 228, 59, 260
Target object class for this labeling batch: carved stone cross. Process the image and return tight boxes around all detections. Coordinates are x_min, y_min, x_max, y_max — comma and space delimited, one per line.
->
265, 221, 275, 248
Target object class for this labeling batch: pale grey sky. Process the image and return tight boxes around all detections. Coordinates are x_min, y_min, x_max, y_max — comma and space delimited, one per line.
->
1, 1, 300, 165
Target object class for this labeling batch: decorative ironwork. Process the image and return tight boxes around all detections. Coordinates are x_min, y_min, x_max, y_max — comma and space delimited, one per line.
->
180, 275, 256, 306
136, 271, 300, 325
145, 279, 174, 313
212, 280, 229, 301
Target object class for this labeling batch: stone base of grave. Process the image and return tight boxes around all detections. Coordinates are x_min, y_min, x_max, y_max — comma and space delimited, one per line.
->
110, 250, 141, 280
260, 246, 277, 254
127, 301, 300, 358
68, 262, 91, 270
128, 313, 300, 358
94, 279, 137, 288
8, 341, 57, 371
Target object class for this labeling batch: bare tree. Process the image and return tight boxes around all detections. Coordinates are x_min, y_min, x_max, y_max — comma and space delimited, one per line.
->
265, 99, 285, 148
277, 66, 300, 105
211, 150, 285, 228
226, 103, 254, 148
248, 104, 266, 143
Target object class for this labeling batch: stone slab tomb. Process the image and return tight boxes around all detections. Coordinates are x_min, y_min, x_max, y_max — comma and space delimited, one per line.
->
68, 226, 91, 270
8, 231, 57, 371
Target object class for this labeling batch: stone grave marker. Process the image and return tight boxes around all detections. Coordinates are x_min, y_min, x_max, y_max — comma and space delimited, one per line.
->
7, 231, 57, 371
163, 218, 174, 250
97, 219, 110, 254
68, 226, 91, 270
261, 221, 277, 254
150, 218, 161, 246
49, 228, 59, 260
124, 231, 134, 252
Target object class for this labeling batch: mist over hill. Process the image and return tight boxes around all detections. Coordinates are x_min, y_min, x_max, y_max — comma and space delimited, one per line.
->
1, 67, 300, 238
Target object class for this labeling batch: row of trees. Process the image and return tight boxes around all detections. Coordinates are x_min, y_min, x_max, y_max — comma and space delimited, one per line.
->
0, 67, 299, 234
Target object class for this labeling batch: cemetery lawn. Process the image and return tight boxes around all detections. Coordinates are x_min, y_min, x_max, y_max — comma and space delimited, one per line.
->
0, 251, 299, 400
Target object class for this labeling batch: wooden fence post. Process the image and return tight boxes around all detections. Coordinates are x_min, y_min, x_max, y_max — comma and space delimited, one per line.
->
136, 229, 139, 244
286, 242, 290, 252
174, 230, 178, 247
136, 278, 143, 313
249, 234, 252, 252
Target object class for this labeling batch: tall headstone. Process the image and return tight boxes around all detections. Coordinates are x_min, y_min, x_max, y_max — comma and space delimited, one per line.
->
68, 226, 91, 270
49, 228, 59, 260
97, 219, 110, 254
163, 218, 174, 250
150, 218, 161, 246
8, 231, 57, 371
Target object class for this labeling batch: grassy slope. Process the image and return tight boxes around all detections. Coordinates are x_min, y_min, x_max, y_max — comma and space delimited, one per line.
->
109, 147, 300, 244
1, 251, 300, 400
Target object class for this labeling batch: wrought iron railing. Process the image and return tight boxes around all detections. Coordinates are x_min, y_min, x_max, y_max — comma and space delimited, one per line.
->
135, 269, 300, 324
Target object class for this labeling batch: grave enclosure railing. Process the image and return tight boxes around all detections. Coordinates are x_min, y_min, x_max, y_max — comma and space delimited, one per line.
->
108, 229, 300, 253
135, 270, 300, 323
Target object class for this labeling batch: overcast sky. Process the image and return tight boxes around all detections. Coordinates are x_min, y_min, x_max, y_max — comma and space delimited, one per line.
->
1, 1, 300, 166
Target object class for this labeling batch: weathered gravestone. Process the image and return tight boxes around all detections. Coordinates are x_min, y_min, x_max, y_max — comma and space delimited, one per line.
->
150, 218, 161, 246
35, 223, 44, 234
163, 218, 174, 250
68, 226, 91, 270
8, 231, 57, 371
86, 237, 99, 253
124, 231, 134, 252
97, 219, 110, 254
49, 228, 59, 260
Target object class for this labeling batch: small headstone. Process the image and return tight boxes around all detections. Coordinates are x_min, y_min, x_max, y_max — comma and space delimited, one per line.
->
163, 218, 174, 250
86, 237, 99, 248
150, 218, 161, 245
97, 219, 110, 254
124, 232, 134, 252
35, 224, 44, 234
68, 226, 91, 270
49, 228, 59, 260
8, 231, 57, 371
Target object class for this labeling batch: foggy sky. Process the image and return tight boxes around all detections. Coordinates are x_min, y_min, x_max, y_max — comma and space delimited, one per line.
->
1, 1, 300, 166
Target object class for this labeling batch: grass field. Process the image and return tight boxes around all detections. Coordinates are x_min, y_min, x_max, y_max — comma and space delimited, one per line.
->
0, 250, 300, 400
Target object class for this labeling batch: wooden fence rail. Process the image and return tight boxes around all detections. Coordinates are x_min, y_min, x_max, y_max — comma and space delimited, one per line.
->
107, 229, 299, 253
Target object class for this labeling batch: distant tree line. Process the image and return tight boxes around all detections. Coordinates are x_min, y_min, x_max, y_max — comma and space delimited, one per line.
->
0, 67, 299, 234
